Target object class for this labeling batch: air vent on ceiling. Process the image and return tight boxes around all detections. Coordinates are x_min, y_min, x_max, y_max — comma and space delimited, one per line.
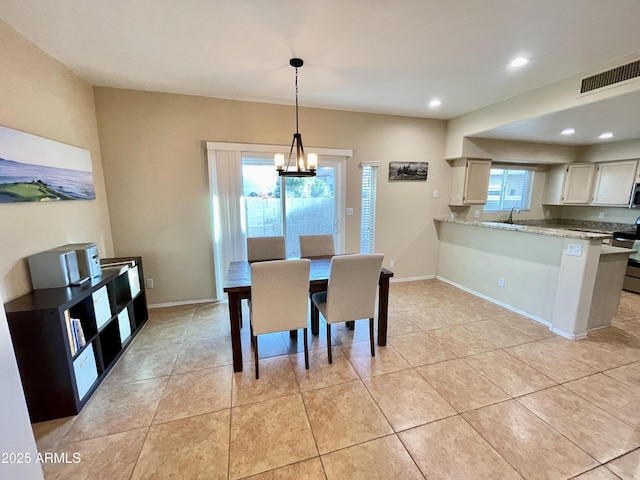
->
580, 60, 640, 93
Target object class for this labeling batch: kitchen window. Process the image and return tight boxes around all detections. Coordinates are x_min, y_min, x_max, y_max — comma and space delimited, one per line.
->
484, 167, 535, 212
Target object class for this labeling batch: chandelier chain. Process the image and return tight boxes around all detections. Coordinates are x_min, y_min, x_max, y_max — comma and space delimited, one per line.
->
295, 66, 299, 134
274, 58, 316, 177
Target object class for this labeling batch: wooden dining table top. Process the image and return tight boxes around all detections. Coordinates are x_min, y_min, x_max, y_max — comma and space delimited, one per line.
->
223, 256, 393, 293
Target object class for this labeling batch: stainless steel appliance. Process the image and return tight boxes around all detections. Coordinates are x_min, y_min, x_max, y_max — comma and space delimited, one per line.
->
27, 249, 82, 289
630, 183, 640, 208
612, 216, 640, 293
52, 243, 101, 279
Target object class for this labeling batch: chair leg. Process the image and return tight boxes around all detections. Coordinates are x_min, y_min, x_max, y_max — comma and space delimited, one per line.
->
311, 303, 320, 336
289, 329, 296, 339
346, 321, 355, 330
254, 335, 259, 379
369, 317, 375, 357
250, 323, 255, 347
327, 323, 332, 364
303, 328, 309, 370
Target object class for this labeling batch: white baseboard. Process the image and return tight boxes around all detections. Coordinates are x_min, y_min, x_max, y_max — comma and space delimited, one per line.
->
435, 275, 554, 329
390, 275, 436, 283
148, 298, 220, 309
550, 327, 588, 340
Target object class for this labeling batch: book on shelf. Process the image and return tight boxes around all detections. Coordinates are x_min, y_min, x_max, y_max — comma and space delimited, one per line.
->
73, 318, 86, 347
64, 310, 76, 356
101, 264, 132, 275
66, 315, 86, 356
101, 259, 136, 270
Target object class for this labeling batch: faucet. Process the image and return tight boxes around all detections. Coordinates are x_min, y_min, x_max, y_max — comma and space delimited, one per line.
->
506, 207, 520, 224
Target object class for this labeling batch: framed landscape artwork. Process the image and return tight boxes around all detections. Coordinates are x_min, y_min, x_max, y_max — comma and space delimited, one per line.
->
0, 125, 95, 203
389, 161, 428, 181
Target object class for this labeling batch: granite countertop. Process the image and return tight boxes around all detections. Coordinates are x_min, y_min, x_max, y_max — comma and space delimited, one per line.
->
601, 244, 635, 255
434, 217, 612, 240
537, 223, 635, 235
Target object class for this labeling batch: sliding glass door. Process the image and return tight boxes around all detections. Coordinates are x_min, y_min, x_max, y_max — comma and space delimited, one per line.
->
242, 155, 342, 258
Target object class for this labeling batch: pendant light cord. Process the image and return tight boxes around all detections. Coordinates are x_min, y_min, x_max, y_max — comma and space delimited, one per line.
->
295, 66, 299, 134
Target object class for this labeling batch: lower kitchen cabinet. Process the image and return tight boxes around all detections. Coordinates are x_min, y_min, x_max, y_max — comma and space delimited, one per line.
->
4, 256, 148, 422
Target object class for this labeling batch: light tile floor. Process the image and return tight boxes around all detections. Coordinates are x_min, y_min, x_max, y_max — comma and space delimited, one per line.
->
33, 280, 640, 479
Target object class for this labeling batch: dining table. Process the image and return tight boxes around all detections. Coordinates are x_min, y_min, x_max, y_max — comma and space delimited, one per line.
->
223, 257, 394, 372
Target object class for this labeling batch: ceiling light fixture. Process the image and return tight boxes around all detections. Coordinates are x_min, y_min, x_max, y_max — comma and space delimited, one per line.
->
274, 58, 317, 177
509, 56, 530, 68
598, 132, 614, 139
429, 99, 442, 108
560, 128, 575, 135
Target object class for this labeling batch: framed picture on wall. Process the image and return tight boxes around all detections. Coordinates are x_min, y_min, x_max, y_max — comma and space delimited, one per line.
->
389, 161, 428, 181
0, 125, 95, 203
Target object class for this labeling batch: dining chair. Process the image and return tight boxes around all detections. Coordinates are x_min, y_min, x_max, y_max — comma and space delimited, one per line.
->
300, 234, 335, 319
245, 236, 287, 330
299, 234, 335, 258
247, 236, 286, 262
250, 259, 311, 379
311, 253, 384, 364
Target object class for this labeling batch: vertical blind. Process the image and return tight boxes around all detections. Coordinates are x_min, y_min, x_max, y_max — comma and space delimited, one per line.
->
484, 167, 535, 212
360, 164, 378, 253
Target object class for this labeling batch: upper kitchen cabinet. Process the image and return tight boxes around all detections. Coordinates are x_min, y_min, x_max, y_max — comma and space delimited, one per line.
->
543, 163, 596, 205
449, 158, 491, 206
591, 160, 638, 206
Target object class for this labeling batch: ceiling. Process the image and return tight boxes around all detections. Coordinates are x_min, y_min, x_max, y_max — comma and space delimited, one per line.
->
2, 0, 640, 145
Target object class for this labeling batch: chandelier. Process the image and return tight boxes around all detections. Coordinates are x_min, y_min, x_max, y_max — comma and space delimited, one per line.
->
274, 58, 317, 177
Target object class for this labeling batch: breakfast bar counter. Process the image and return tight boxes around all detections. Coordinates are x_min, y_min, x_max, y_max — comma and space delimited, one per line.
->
434, 217, 631, 339
433, 217, 612, 240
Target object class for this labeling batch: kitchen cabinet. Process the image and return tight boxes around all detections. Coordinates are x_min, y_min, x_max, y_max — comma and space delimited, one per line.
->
591, 160, 638, 206
449, 158, 491, 206
543, 163, 596, 205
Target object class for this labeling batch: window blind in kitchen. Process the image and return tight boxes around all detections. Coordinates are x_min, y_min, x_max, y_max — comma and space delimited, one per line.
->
484, 167, 535, 212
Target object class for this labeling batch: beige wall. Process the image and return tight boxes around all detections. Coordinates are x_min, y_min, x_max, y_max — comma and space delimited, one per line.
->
0, 297, 42, 478
462, 138, 579, 164
0, 21, 113, 301
445, 57, 640, 159
578, 138, 640, 163
436, 221, 562, 321
4, 19, 635, 307
94, 88, 449, 304
436, 220, 609, 338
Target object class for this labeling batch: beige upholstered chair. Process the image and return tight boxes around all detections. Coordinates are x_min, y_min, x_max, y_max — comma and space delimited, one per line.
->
311, 253, 384, 363
247, 236, 286, 262
299, 234, 335, 258
250, 259, 311, 378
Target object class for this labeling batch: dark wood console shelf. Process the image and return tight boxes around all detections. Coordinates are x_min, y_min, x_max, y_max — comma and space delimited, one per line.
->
5, 256, 148, 423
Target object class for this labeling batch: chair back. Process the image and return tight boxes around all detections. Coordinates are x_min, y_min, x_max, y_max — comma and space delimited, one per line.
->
247, 236, 286, 262
325, 253, 384, 323
299, 234, 335, 258
250, 259, 311, 335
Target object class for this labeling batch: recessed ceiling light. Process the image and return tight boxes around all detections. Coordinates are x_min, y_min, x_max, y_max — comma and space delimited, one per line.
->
509, 56, 530, 68
560, 128, 575, 136
429, 99, 442, 108
598, 132, 614, 139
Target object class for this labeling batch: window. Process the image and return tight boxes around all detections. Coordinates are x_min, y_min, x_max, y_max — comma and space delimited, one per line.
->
360, 163, 378, 253
207, 141, 351, 299
484, 167, 535, 212
241, 155, 341, 258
